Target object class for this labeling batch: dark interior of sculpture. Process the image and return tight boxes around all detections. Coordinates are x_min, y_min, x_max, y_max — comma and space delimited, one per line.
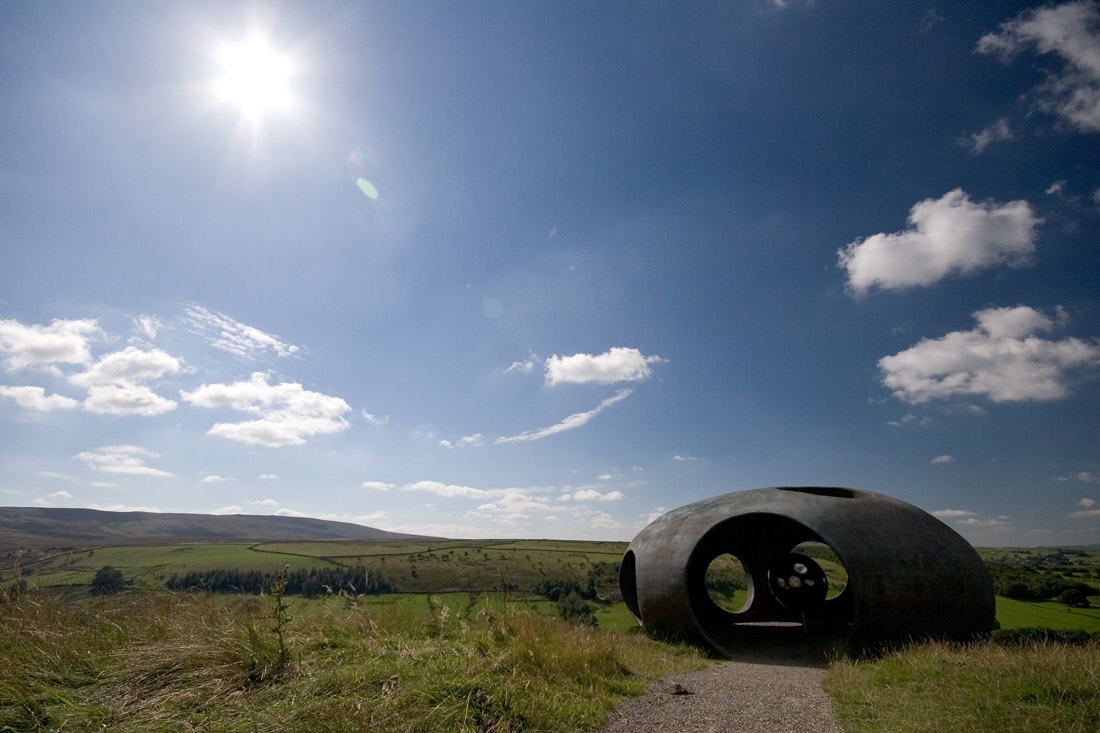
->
621, 487, 996, 657
689, 514, 854, 651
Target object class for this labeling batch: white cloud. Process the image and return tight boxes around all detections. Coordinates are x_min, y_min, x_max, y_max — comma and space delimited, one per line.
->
361, 410, 389, 426
361, 481, 394, 491
931, 455, 955, 464
978, 1, 1100, 132
471, 492, 552, 520
247, 498, 279, 506
183, 303, 300, 360
1046, 180, 1067, 196
258, 474, 278, 480
1080, 497, 1096, 507
879, 305, 1100, 403
83, 384, 178, 416
49, 490, 73, 499
0, 385, 80, 411
89, 481, 118, 488
572, 489, 625, 502
1057, 472, 1100, 484
401, 480, 510, 499
672, 454, 697, 462
132, 316, 161, 342
439, 434, 483, 449
919, 9, 944, 34
956, 516, 1013, 531
75, 446, 173, 477
838, 189, 1040, 295
0, 318, 99, 372
589, 512, 622, 530
38, 471, 76, 481
210, 505, 242, 515
961, 118, 1013, 154
87, 503, 162, 513
1070, 508, 1100, 518
887, 413, 935, 427
933, 509, 976, 518
180, 372, 350, 447
70, 346, 180, 388
495, 389, 633, 444
545, 347, 664, 385
505, 351, 539, 375
201, 475, 228, 483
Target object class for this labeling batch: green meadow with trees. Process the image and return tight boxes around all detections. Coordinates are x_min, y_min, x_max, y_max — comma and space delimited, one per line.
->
2, 540, 1099, 731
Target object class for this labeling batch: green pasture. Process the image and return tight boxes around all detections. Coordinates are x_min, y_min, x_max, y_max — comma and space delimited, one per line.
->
996, 596, 1100, 632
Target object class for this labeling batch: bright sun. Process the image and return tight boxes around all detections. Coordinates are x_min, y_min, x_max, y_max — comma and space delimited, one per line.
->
214, 37, 293, 118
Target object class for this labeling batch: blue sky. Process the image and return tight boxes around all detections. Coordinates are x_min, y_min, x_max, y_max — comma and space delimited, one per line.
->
1, 1, 1098, 546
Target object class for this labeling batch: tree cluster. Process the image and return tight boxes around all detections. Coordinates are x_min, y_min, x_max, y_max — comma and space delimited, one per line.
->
986, 561, 1095, 603
165, 566, 395, 597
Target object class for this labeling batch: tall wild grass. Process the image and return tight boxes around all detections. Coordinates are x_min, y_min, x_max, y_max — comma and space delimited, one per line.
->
0, 589, 705, 731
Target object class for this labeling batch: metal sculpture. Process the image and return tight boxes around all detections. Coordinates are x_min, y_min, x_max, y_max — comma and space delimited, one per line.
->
620, 487, 994, 654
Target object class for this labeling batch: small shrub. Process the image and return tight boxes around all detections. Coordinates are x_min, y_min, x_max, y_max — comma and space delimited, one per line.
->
89, 566, 124, 595
557, 591, 597, 626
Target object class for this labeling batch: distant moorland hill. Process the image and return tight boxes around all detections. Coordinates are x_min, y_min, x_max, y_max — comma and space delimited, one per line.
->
0, 506, 433, 546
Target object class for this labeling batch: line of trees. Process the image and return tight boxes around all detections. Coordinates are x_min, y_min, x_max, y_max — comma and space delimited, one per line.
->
986, 562, 1095, 604
165, 566, 395, 597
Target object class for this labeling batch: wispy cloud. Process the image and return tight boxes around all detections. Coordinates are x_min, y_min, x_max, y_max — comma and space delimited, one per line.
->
933, 509, 976, 518
978, 0, 1100, 132
838, 189, 1040, 295
439, 434, 483, 449
75, 445, 173, 477
495, 389, 633, 444
959, 118, 1013, 154
931, 455, 954, 464
880, 306, 1100, 403
183, 304, 300, 360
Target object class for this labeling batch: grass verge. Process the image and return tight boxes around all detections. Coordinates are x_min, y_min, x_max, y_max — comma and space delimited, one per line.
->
824, 639, 1100, 733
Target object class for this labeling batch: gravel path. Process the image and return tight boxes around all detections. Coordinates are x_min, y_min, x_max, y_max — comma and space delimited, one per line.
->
600, 648, 842, 733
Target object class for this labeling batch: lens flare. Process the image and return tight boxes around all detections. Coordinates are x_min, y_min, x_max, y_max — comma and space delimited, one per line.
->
347, 148, 384, 200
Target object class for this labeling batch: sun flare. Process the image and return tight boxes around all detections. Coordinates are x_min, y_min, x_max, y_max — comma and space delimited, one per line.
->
214, 37, 293, 117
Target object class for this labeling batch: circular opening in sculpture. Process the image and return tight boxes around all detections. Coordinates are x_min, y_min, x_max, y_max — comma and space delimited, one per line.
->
705, 553, 749, 613
620, 550, 640, 621
791, 541, 847, 600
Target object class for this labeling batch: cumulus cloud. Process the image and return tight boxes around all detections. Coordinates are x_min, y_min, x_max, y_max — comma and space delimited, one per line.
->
180, 372, 350, 447
210, 505, 242, 515
49, 490, 73, 499
495, 389, 633, 444
75, 446, 173, 477
1080, 498, 1096, 507
247, 498, 279, 506
0, 318, 99, 371
83, 384, 178, 416
183, 303, 300, 360
70, 347, 180, 387
837, 189, 1040, 295
545, 347, 664, 385
201, 475, 228, 483
361, 481, 394, 491
932, 455, 955, 464
1071, 508, 1100, 517
879, 305, 1100, 403
470, 492, 552, 521
0, 385, 80, 411
505, 351, 540, 375
978, 1, 1100, 132
258, 474, 278, 480
132, 316, 161, 342
960, 118, 1014, 154
672, 454, 697, 462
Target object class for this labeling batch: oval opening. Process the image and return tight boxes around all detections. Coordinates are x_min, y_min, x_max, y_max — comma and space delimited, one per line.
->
705, 553, 749, 613
620, 550, 640, 621
776, 486, 856, 498
791, 541, 847, 599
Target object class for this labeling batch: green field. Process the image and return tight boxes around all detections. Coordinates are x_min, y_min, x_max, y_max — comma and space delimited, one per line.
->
996, 596, 1100, 632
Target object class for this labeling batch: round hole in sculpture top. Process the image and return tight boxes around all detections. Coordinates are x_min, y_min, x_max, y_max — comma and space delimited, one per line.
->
705, 553, 750, 613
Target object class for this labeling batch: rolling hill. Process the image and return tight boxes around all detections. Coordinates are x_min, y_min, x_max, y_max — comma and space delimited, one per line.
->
0, 506, 433, 546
